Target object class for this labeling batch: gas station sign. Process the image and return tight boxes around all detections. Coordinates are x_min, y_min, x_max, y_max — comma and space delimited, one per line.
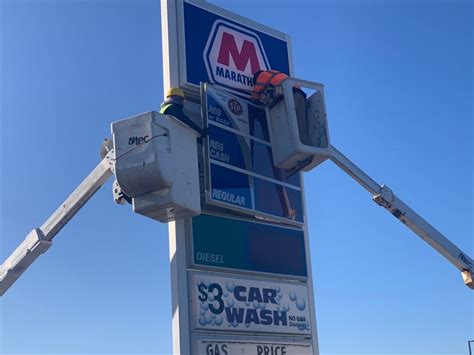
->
181, 1, 291, 95
162, 0, 319, 353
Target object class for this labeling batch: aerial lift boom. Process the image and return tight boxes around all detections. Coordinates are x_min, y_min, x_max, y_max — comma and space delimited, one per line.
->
329, 145, 474, 289
0, 111, 201, 297
266, 76, 473, 289
0, 151, 115, 296
1, 86, 472, 297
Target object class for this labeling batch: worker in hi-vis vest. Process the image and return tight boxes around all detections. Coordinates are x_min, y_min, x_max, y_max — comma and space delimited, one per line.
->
160, 87, 203, 135
113, 87, 202, 206
252, 70, 311, 145
250, 70, 303, 220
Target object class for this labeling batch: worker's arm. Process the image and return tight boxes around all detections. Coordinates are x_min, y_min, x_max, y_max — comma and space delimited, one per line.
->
162, 104, 204, 135
0, 151, 114, 296
329, 145, 474, 289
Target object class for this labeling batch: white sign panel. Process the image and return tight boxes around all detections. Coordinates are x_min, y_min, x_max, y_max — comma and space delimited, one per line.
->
191, 272, 311, 335
194, 338, 313, 355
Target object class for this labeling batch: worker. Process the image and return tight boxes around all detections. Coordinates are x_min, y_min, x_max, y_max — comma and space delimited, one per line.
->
251, 70, 300, 220
252, 70, 311, 145
251, 70, 289, 104
160, 87, 203, 135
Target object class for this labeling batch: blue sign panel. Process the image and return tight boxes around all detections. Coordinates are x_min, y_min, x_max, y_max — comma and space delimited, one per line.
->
204, 85, 304, 224
182, 1, 291, 96
192, 214, 307, 277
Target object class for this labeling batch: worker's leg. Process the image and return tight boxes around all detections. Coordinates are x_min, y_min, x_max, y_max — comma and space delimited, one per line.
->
292, 88, 311, 146
255, 106, 295, 219
270, 153, 295, 219
276, 185, 296, 219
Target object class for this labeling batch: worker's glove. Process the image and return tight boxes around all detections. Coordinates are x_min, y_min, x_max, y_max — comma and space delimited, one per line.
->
260, 85, 283, 107
274, 85, 284, 97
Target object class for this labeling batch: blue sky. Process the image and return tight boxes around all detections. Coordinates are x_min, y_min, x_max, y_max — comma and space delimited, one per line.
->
0, 0, 472, 354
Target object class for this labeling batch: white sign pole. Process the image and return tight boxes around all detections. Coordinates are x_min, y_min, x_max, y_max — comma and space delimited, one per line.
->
161, 0, 179, 90
301, 179, 320, 353
161, 1, 192, 353
168, 219, 192, 354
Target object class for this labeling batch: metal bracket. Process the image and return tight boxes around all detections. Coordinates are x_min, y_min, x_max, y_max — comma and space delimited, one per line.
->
461, 270, 474, 289
373, 185, 395, 208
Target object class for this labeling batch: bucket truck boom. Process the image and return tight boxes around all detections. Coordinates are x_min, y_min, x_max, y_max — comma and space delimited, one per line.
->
0, 150, 115, 296
264, 76, 473, 289
329, 146, 473, 289
0, 111, 201, 297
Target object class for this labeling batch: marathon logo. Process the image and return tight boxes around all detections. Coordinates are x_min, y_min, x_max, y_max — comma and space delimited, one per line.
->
204, 20, 270, 94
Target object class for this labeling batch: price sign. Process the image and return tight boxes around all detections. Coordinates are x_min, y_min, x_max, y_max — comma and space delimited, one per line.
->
192, 214, 307, 277
193, 337, 313, 355
203, 85, 304, 225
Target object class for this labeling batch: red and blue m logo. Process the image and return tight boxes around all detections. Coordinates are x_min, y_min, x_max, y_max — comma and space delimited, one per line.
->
204, 21, 270, 94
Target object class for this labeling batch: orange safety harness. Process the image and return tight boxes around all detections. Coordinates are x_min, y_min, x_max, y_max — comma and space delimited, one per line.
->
251, 70, 288, 101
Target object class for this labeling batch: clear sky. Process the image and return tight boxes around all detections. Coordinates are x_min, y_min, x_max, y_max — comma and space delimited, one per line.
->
0, 0, 472, 354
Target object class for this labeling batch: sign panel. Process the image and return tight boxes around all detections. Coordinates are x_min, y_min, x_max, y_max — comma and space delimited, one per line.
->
193, 337, 313, 355
190, 272, 312, 335
192, 214, 307, 277
204, 85, 304, 224
181, 1, 291, 96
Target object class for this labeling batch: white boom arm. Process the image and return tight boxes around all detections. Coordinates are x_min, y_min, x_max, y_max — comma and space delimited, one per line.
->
329, 145, 474, 289
0, 151, 114, 296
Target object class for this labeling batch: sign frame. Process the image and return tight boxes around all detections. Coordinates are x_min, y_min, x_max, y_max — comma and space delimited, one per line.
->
168, 0, 294, 98
191, 213, 308, 280
201, 83, 305, 227
189, 270, 313, 335
192, 335, 313, 355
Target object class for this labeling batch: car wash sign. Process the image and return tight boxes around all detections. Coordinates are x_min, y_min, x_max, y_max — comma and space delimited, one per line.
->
191, 272, 312, 335
179, 0, 291, 95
